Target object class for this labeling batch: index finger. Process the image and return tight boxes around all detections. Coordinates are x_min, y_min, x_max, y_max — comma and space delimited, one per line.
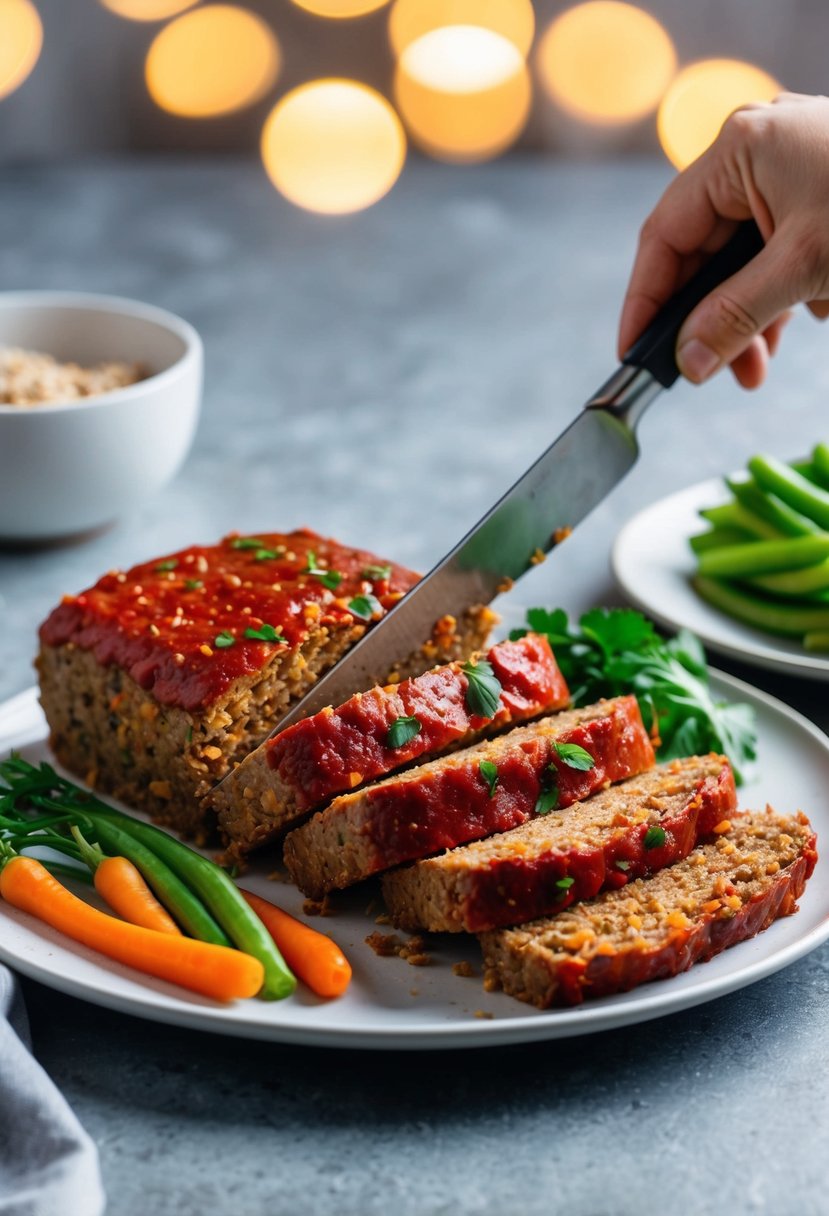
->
617, 156, 743, 357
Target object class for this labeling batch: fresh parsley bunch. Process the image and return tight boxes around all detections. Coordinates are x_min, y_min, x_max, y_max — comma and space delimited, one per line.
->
511, 607, 757, 783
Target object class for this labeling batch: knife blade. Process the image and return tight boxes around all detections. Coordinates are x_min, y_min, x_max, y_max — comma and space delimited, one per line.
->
241, 221, 765, 743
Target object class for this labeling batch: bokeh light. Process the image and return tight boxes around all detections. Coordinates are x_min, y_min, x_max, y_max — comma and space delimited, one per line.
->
145, 5, 280, 118
289, 0, 389, 17
389, 0, 534, 57
99, 0, 198, 20
261, 80, 406, 215
537, 2, 676, 125
394, 26, 530, 164
658, 59, 781, 170
0, 0, 42, 102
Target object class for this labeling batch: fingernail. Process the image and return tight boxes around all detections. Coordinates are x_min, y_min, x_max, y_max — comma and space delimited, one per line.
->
677, 339, 721, 383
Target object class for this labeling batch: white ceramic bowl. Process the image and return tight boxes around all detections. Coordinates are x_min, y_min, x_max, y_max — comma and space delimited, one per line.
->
0, 292, 203, 542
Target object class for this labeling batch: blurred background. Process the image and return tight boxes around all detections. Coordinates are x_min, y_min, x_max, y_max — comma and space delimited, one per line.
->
1, 0, 827, 211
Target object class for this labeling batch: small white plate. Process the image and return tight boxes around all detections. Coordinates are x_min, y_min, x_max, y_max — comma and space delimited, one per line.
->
0, 678, 827, 1050
612, 478, 829, 682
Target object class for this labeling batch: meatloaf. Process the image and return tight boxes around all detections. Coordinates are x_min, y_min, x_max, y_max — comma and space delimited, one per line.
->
381, 754, 737, 933
283, 695, 655, 898
37, 528, 495, 841
210, 633, 570, 855
480, 809, 817, 1007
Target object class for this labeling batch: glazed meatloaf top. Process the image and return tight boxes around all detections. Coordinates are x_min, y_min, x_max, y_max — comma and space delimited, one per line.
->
480, 810, 818, 1008
381, 754, 737, 933
38, 529, 419, 713
283, 695, 656, 898
264, 633, 570, 814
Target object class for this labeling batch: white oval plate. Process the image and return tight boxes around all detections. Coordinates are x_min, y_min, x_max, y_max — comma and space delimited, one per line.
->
612, 478, 829, 682
0, 680, 827, 1050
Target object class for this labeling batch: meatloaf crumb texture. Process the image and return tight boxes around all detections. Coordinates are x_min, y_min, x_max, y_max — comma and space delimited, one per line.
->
283, 696, 655, 898
479, 810, 817, 1007
36, 529, 494, 841
381, 754, 737, 933
210, 633, 569, 853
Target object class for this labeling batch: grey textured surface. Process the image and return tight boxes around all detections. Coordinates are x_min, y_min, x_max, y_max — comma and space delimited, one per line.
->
2, 158, 829, 1216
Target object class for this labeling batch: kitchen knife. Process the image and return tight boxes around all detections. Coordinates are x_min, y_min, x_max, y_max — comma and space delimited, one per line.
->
260, 221, 764, 738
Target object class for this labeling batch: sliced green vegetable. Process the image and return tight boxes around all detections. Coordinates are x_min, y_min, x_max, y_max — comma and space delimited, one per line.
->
749, 454, 829, 530
699, 502, 782, 540
693, 575, 829, 637
744, 559, 829, 597
697, 535, 829, 578
804, 630, 829, 652
726, 477, 820, 537
689, 527, 753, 555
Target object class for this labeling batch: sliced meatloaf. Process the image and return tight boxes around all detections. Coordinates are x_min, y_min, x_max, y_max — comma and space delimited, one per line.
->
210, 633, 569, 855
381, 754, 737, 933
37, 528, 495, 841
283, 695, 655, 898
480, 810, 817, 1008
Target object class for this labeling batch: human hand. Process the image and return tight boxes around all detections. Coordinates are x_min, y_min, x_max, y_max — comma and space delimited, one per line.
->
618, 92, 829, 388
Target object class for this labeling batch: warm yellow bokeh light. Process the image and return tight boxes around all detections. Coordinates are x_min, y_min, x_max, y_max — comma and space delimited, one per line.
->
389, 0, 534, 57
289, 0, 389, 17
261, 80, 406, 215
395, 30, 530, 164
537, 1, 676, 125
401, 26, 524, 93
0, 0, 42, 102
99, 0, 198, 21
658, 59, 781, 170
145, 5, 280, 118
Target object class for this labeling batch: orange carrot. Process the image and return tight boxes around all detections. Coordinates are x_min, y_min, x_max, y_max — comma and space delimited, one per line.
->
240, 888, 352, 999
94, 855, 182, 935
1, 855, 264, 1002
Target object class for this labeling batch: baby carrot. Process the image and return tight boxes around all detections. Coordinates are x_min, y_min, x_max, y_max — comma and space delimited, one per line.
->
71, 826, 181, 935
240, 888, 352, 999
0, 853, 264, 1003
95, 855, 182, 935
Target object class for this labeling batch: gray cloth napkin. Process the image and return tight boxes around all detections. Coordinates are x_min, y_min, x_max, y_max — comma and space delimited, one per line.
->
0, 967, 105, 1216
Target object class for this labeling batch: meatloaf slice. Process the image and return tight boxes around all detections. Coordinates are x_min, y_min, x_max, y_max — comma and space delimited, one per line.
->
480, 809, 817, 1008
283, 696, 655, 898
381, 754, 737, 933
37, 528, 495, 841
210, 633, 569, 854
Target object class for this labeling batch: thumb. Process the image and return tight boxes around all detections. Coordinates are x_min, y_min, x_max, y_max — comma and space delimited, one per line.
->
675, 236, 799, 383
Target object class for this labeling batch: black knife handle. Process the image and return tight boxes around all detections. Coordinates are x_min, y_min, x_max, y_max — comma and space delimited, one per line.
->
622, 220, 765, 388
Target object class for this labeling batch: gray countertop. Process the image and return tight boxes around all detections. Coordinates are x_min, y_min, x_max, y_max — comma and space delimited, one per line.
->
1, 157, 828, 1216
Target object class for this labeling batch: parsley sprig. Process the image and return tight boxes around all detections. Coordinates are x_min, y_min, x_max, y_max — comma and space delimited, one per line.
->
511, 607, 757, 783
387, 715, 422, 749
461, 658, 502, 720
305, 550, 343, 591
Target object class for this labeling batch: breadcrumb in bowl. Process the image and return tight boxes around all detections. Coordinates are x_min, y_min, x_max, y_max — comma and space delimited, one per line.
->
0, 291, 202, 542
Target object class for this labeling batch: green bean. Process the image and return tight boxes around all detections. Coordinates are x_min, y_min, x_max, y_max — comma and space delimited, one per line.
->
749, 454, 829, 530
804, 630, 829, 652
744, 558, 829, 597
91, 810, 295, 999
812, 443, 829, 490
699, 502, 782, 540
726, 477, 820, 537
689, 527, 752, 555
696, 535, 829, 578
693, 575, 829, 636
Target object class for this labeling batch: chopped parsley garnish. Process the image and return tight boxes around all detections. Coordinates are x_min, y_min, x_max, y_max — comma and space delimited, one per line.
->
386, 715, 422, 749
184, 578, 203, 591
348, 593, 383, 621
644, 825, 667, 849
534, 765, 560, 816
552, 742, 595, 771
231, 537, 265, 550
461, 658, 502, 720
243, 624, 288, 644
511, 606, 757, 783
155, 559, 178, 572
555, 876, 575, 892
254, 548, 280, 562
479, 760, 499, 798
615, 859, 631, 872
214, 631, 236, 648
304, 550, 343, 591
362, 564, 392, 582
